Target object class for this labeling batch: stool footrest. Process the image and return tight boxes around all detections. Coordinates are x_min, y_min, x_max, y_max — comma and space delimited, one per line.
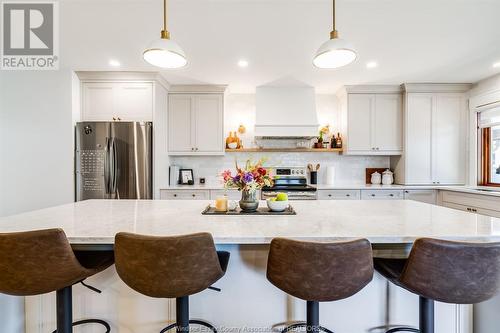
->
160, 319, 218, 333
386, 328, 419, 333
52, 318, 111, 333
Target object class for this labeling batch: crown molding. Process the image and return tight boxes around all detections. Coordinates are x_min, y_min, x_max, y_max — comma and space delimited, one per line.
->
402, 83, 472, 93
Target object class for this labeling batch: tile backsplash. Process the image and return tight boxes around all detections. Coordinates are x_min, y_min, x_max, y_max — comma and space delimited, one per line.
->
169, 152, 390, 186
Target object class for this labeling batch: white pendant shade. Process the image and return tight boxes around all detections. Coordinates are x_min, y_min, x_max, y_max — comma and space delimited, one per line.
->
313, 37, 357, 69
143, 38, 187, 69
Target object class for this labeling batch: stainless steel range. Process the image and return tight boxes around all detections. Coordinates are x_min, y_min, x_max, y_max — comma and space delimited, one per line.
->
261, 167, 317, 200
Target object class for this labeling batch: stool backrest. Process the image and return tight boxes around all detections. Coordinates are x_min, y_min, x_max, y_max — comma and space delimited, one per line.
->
115, 232, 224, 298
0, 228, 88, 296
401, 238, 500, 304
266, 238, 373, 302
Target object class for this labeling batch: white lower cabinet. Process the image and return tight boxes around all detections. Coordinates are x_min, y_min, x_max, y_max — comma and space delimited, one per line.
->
404, 190, 437, 204
160, 189, 209, 200
439, 191, 500, 218
361, 190, 404, 200
318, 189, 360, 200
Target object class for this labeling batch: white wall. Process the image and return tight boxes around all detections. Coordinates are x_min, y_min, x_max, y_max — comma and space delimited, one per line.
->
0, 70, 74, 333
0, 70, 74, 217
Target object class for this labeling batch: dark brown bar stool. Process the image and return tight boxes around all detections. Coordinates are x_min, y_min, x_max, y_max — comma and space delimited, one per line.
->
374, 238, 500, 333
266, 238, 374, 333
114, 232, 229, 333
0, 228, 114, 333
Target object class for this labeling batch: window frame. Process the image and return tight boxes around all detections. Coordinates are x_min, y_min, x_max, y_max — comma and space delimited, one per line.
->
480, 126, 500, 187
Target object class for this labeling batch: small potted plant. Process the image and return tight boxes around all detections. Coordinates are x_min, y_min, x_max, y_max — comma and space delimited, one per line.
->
221, 159, 273, 212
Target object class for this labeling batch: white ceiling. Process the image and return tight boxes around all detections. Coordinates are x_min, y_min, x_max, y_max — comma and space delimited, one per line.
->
61, 0, 500, 93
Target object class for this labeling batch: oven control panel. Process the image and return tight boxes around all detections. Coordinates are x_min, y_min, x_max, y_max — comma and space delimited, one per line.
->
274, 167, 307, 177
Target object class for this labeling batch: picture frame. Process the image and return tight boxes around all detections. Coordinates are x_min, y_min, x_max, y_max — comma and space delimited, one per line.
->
179, 169, 194, 185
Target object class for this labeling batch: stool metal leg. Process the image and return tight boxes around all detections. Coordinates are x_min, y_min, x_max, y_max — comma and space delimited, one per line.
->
306, 301, 319, 333
176, 296, 189, 333
56, 286, 73, 333
419, 297, 434, 333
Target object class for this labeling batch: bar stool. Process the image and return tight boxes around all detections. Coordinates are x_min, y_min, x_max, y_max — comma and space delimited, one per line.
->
374, 238, 500, 333
0, 228, 114, 333
266, 238, 374, 333
114, 232, 229, 333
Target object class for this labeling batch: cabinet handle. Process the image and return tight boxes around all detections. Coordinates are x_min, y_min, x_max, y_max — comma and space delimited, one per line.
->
371, 194, 376, 197
117, 117, 121, 121
173, 194, 177, 197
389, 194, 394, 197
346, 194, 350, 197
191, 148, 194, 151
328, 194, 332, 197
192, 194, 196, 197
405, 190, 409, 193
195, 148, 199, 151
112, 117, 116, 121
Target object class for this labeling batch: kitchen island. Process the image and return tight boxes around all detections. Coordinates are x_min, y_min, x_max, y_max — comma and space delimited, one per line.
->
1, 199, 498, 333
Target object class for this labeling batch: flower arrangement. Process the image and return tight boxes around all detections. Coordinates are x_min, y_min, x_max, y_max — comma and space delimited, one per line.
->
221, 159, 274, 193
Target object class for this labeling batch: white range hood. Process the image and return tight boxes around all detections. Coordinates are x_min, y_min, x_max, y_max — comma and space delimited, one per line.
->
255, 85, 319, 139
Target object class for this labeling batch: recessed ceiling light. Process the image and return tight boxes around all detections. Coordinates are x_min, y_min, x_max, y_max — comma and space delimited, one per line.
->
238, 60, 249, 68
366, 61, 378, 69
493, 62, 500, 68
109, 59, 121, 67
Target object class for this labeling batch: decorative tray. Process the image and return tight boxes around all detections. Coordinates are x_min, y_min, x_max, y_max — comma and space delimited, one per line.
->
201, 205, 296, 215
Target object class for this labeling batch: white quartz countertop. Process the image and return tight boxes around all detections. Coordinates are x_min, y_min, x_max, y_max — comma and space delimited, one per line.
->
1, 199, 500, 245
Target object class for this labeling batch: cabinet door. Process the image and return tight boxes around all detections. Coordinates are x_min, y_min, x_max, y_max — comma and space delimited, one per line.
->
404, 190, 436, 204
432, 94, 466, 185
194, 94, 223, 153
347, 94, 374, 152
374, 94, 402, 152
406, 94, 433, 184
168, 95, 194, 153
82, 82, 116, 121
115, 82, 153, 121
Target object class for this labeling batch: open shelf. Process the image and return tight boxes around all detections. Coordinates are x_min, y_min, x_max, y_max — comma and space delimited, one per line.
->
225, 148, 343, 153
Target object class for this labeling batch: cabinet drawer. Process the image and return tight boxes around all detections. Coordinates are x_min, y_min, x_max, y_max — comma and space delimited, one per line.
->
210, 189, 250, 200
441, 191, 500, 212
318, 190, 360, 200
160, 190, 209, 200
361, 190, 404, 200
441, 201, 500, 218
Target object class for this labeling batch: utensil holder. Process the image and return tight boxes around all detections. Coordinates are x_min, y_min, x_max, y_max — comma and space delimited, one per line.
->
310, 171, 318, 185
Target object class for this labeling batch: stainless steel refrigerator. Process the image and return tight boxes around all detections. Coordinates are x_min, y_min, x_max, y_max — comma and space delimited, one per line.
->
75, 121, 152, 201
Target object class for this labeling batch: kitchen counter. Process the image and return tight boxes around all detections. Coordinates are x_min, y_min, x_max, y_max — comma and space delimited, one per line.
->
1, 199, 500, 245
161, 184, 500, 198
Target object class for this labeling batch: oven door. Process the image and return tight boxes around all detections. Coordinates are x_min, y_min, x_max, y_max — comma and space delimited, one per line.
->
261, 190, 317, 200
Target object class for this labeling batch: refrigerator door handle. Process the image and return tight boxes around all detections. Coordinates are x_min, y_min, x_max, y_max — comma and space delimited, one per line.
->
110, 138, 118, 195
104, 137, 111, 194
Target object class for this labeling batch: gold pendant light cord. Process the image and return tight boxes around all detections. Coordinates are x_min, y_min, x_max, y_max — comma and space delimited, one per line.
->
161, 0, 170, 39
330, 0, 338, 39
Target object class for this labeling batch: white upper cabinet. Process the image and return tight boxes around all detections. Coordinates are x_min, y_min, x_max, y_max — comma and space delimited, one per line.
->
168, 87, 225, 155
373, 94, 403, 152
168, 95, 194, 153
340, 86, 403, 155
81, 81, 153, 121
392, 84, 471, 185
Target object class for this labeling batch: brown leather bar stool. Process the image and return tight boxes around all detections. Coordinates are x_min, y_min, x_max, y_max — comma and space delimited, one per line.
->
374, 238, 500, 333
0, 228, 114, 333
114, 232, 229, 333
266, 238, 374, 333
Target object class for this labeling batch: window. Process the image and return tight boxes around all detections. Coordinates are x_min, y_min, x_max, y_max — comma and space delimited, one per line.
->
479, 107, 500, 186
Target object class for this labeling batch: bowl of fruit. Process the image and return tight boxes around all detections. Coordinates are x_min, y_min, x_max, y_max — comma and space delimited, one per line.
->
266, 192, 289, 212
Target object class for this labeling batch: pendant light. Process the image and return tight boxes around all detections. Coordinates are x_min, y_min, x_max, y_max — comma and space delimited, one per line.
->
313, 0, 356, 69
143, 0, 187, 69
